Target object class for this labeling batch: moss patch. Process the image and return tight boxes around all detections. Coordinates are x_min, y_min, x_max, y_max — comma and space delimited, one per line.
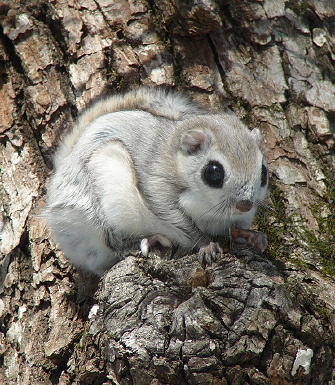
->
302, 179, 335, 275
286, 0, 312, 16
257, 172, 335, 277
256, 184, 295, 259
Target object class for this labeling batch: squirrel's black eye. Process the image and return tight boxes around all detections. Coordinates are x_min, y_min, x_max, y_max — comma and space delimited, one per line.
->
202, 161, 225, 188
261, 164, 268, 187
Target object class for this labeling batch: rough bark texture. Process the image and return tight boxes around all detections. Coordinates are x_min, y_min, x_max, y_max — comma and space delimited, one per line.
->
0, 0, 334, 384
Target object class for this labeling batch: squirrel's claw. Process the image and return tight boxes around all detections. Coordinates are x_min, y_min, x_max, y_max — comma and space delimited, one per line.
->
198, 241, 224, 267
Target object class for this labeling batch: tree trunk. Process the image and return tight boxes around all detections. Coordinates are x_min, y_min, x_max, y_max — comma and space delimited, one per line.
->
0, 0, 334, 384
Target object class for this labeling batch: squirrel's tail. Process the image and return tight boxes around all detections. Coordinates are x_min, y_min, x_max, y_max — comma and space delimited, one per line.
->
54, 87, 201, 166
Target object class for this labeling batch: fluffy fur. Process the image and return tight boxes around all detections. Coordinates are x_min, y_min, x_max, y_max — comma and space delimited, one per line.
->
45, 87, 268, 274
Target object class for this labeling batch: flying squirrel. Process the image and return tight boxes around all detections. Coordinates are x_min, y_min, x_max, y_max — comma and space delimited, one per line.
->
45, 87, 268, 275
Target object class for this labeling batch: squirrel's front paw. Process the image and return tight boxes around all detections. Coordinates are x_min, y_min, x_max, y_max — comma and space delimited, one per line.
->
198, 241, 224, 267
140, 234, 173, 257
230, 228, 267, 253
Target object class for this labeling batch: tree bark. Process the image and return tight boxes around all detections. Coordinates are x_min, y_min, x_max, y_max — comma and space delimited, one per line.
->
0, 0, 334, 384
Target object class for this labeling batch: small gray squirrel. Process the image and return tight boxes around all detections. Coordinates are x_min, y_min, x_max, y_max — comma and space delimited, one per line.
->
45, 87, 268, 275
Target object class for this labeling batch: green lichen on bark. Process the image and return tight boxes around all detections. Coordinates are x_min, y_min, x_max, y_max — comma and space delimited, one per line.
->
256, 184, 296, 259
303, 178, 335, 275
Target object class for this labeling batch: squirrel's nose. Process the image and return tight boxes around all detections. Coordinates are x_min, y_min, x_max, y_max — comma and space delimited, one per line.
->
236, 200, 253, 212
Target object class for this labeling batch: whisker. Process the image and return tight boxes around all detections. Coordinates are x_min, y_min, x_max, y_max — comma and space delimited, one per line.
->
197, 199, 229, 220
192, 234, 207, 250
196, 199, 233, 235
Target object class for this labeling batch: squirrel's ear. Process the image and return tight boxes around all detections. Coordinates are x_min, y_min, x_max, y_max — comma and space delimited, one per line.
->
180, 129, 210, 155
251, 127, 261, 145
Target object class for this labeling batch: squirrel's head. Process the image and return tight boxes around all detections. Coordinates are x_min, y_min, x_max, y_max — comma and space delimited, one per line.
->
175, 114, 268, 235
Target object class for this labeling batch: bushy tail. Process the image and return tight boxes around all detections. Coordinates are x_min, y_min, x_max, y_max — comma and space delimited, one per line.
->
54, 87, 202, 167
